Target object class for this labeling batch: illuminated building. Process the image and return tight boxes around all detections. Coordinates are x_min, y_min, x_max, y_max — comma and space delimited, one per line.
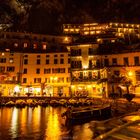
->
0, 31, 71, 96
1, 24, 140, 97
67, 43, 104, 97
63, 22, 140, 44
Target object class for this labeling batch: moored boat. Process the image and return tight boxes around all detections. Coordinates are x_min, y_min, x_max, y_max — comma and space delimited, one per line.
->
62, 104, 111, 123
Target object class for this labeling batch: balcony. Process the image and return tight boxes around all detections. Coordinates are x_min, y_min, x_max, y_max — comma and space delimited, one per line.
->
71, 76, 99, 83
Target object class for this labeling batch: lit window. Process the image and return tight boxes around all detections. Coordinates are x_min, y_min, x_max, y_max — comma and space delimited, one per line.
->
24, 43, 28, 48
34, 78, 41, 83
14, 43, 18, 47
9, 58, 14, 63
1, 53, 4, 56
43, 44, 47, 50
111, 40, 115, 43
84, 32, 89, 35
5, 48, 10, 52
33, 43, 37, 49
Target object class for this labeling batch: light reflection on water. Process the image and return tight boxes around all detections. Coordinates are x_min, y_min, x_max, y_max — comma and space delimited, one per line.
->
0, 106, 94, 140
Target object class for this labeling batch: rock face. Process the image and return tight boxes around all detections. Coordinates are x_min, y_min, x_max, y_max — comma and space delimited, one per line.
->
1, 0, 140, 34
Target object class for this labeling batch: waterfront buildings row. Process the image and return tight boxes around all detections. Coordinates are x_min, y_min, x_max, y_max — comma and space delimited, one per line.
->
1, 22, 140, 97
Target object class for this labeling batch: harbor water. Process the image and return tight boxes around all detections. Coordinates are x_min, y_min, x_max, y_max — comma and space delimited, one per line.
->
0, 106, 96, 140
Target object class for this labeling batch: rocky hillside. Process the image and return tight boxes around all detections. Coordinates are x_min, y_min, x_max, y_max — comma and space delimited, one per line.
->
0, 0, 140, 34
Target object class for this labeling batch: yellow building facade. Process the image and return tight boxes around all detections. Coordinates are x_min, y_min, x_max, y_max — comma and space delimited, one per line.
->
1, 30, 140, 97
0, 51, 70, 96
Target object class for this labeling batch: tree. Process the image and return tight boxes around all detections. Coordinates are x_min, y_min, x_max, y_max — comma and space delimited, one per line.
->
120, 76, 135, 102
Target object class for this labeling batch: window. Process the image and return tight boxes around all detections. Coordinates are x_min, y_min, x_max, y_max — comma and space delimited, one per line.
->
34, 78, 41, 83
67, 77, 70, 82
23, 78, 27, 83
114, 70, 120, 76
14, 43, 18, 47
71, 49, 81, 56
36, 68, 40, 74
45, 78, 50, 83
24, 55, 28, 58
46, 59, 49, 64
7, 66, 15, 72
134, 56, 139, 66
33, 43, 37, 49
60, 68, 65, 73
43, 44, 46, 50
23, 68, 27, 74
10, 53, 14, 56
52, 68, 58, 73
0, 66, 5, 72
37, 59, 40, 64
58, 77, 64, 83
54, 54, 58, 57
37, 55, 40, 58
104, 59, 109, 66
46, 55, 49, 57
9, 58, 14, 63
44, 68, 51, 74
68, 58, 70, 64
54, 59, 58, 64
68, 68, 71, 73
24, 59, 28, 64
0, 58, 6, 63
23, 43, 28, 48
124, 57, 129, 66
60, 59, 64, 64
60, 54, 64, 57
112, 58, 117, 65
135, 71, 140, 82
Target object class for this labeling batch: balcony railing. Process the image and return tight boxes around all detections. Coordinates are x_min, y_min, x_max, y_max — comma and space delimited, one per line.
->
71, 77, 99, 83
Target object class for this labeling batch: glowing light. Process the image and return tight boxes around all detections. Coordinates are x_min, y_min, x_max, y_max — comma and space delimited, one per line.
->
70, 29, 74, 32
83, 65, 88, 69
71, 85, 75, 88
54, 77, 58, 80
1, 52, 5, 56
14, 85, 20, 93
75, 29, 79, 32
87, 85, 91, 88
84, 31, 89, 35
64, 29, 68, 32
64, 37, 69, 42
96, 31, 101, 34
128, 71, 133, 77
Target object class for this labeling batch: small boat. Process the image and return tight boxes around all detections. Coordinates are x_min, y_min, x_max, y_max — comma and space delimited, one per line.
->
62, 104, 111, 123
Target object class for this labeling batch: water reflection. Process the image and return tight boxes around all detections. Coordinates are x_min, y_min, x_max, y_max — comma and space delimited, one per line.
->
0, 106, 94, 140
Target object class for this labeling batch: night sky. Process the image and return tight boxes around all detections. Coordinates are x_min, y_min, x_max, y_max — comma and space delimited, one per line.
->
0, 0, 140, 34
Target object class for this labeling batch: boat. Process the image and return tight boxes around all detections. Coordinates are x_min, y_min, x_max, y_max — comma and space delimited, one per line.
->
62, 104, 111, 123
